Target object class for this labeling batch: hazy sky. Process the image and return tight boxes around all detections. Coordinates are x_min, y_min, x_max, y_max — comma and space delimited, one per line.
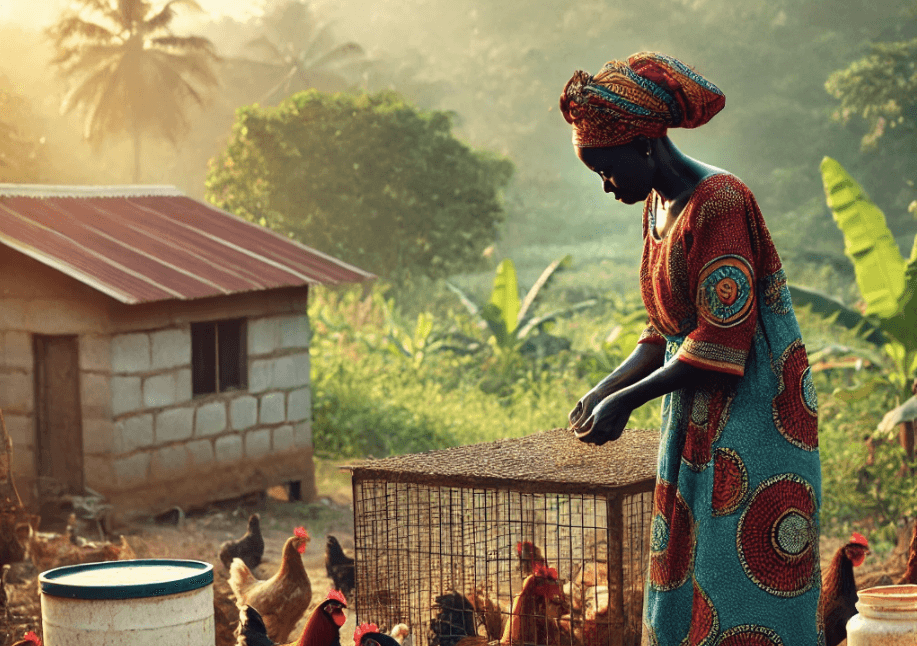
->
0, 0, 263, 28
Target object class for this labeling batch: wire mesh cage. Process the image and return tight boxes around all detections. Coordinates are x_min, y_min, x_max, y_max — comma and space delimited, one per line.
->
348, 427, 659, 646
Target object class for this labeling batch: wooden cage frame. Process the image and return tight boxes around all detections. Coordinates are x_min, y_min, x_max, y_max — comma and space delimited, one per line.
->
348, 428, 660, 646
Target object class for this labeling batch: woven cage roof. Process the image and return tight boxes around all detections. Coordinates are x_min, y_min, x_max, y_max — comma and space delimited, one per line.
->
348, 427, 660, 495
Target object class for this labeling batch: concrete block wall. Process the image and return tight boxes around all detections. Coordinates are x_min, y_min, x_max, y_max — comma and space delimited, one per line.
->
105, 313, 313, 495
0, 326, 37, 504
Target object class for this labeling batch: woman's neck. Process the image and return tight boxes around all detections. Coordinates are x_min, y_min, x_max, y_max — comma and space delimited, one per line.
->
649, 136, 723, 207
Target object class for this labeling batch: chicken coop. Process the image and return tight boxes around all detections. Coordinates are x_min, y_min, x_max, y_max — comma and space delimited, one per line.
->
348, 427, 660, 646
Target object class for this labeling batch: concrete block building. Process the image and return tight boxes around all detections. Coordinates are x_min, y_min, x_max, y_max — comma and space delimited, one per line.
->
0, 185, 374, 517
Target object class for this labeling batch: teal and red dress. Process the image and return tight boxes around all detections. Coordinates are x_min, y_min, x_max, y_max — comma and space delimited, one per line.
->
637, 174, 822, 646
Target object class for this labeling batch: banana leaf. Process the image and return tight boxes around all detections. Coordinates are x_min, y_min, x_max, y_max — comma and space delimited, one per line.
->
820, 156, 905, 319
517, 254, 572, 327
488, 258, 520, 337
788, 283, 885, 345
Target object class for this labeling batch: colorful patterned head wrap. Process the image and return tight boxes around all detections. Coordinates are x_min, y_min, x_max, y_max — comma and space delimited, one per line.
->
559, 52, 725, 148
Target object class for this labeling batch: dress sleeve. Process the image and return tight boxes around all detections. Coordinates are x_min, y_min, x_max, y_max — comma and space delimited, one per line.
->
638, 322, 666, 346
675, 181, 758, 376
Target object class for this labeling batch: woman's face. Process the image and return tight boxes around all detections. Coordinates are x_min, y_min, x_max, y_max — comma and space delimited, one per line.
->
575, 140, 654, 205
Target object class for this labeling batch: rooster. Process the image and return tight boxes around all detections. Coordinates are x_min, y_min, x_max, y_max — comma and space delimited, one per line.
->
325, 535, 356, 600
820, 531, 870, 646
220, 513, 266, 571
354, 623, 403, 646
11, 631, 41, 646
516, 541, 547, 579
230, 526, 313, 643
235, 588, 347, 646
897, 519, 917, 585
430, 562, 570, 646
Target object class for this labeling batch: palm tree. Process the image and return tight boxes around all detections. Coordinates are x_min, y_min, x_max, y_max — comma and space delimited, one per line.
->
47, 0, 220, 182
0, 80, 42, 181
223, 1, 368, 105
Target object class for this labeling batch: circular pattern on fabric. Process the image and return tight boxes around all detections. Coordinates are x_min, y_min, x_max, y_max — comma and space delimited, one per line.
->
712, 448, 748, 517
736, 474, 818, 597
684, 578, 719, 646
650, 513, 670, 553
763, 269, 792, 316
801, 367, 817, 415
649, 480, 695, 591
696, 255, 754, 328
772, 340, 819, 451
714, 624, 785, 646
775, 511, 812, 555
683, 384, 735, 472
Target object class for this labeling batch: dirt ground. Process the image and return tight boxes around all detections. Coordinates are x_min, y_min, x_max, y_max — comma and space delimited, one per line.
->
2, 460, 361, 646
2, 458, 913, 646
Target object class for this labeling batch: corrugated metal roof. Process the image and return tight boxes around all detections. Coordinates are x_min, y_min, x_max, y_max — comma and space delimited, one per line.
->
0, 184, 375, 304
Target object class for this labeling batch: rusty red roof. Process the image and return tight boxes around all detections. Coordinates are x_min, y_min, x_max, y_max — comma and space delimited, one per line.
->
0, 184, 375, 304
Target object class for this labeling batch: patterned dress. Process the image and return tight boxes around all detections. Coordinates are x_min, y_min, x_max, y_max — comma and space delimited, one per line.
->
637, 174, 823, 646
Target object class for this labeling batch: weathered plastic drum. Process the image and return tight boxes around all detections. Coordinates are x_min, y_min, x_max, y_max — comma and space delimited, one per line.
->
39, 559, 214, 646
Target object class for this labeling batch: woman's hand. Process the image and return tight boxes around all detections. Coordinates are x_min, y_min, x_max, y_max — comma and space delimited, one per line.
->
574, 390, 636, 446
569, 388, 607, 430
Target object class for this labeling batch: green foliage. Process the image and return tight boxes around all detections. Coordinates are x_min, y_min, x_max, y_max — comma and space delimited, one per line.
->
308, 285, 593, 459
825, 37, 917, 150
788, 284, 884, 345
206, 90, 513, 282
819, 157, 917, 400
816, 366, 917, 546
446, 255, 597, 357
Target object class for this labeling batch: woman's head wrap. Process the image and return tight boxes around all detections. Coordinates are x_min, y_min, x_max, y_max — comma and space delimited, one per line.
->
559, 52, 725, 148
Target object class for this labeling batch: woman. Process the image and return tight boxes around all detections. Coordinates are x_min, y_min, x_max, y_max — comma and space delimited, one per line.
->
560, 53, 822, 646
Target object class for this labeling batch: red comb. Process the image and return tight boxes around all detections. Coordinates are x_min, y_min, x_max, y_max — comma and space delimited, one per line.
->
354, 623, 380, 644
533, 562, 558, 579
850, 532, 869, 547
295, 526, 309, 553
22, 632, 41, 646
326, 588, 348, 605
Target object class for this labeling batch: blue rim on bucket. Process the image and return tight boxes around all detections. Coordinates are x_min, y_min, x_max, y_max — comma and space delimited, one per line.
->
39, 559, 214, 600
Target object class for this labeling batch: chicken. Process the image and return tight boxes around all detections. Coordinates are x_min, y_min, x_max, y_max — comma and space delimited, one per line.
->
229, 526, 313, 644
819, 531, 870, 646
898, 519, 917, 584
468, 584, 505, 641
11, 631, 41, 646
325, 535, 356, 600
235, 588, 347, 646
220, 514, 266, 571
354, 623, 403, 646
429, 591, 477, 646
26, 525, 135, 573
430, 563, 570, 646
516, 540, 547, 579
390, 623, 413, 646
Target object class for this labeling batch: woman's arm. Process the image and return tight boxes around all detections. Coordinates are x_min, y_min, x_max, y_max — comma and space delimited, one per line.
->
575, 357, 710, 445
569, 342, 666, 428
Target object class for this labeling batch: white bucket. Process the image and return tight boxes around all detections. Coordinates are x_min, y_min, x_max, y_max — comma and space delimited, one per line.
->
39, 559, 214, 646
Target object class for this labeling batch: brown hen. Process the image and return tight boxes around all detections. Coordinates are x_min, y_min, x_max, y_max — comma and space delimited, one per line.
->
229, 526, 313, 644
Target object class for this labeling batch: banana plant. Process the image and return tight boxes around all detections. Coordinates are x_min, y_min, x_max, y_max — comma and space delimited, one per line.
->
802, 156, 917, 402
446, 255, 596, 356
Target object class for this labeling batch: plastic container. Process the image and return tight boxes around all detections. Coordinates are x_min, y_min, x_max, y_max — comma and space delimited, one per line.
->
846, 584, 917, 646
39, 559, 214, 646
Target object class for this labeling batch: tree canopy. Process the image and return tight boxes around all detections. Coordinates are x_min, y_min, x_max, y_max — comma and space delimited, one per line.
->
205, 90, 514, 280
